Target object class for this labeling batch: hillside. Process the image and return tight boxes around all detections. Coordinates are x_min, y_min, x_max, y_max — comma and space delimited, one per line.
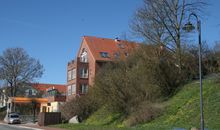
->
141, 74, 220, 129
56, 74, 220, 130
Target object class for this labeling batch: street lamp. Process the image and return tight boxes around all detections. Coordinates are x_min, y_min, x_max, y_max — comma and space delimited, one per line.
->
183, 13, 204, 130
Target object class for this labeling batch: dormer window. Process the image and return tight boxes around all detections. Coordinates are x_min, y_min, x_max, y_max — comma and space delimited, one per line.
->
117, 43, 125, 49
100, 52, 109, 58
28, 89, 32, 96
80, 49, 88, 63
25, 89, 37, 97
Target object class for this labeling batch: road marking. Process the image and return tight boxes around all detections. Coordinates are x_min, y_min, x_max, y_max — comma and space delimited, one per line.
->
0, 122, 44, 130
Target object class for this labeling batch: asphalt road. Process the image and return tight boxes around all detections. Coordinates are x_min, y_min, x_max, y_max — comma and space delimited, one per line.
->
0, 123, 42, 130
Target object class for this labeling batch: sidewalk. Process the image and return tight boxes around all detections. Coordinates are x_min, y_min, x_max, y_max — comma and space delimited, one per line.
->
21, 122, 67, 130
0, 121, 67, 130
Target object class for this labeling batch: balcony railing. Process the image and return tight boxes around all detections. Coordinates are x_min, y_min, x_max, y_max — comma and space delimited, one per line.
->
80, 58, 88, 63
80, 74, 88, 79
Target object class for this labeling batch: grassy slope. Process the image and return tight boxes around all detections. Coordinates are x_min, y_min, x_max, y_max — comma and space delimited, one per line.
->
85, 106, 123, 126
142, 76, 220, 129
55, 76, 220, 130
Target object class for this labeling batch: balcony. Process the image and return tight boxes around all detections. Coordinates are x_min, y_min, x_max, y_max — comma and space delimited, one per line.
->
80, 73, 88, 79
80, 57, 88, 63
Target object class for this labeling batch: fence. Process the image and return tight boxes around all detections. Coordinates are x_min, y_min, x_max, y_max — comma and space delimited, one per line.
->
38, 112, 61, 126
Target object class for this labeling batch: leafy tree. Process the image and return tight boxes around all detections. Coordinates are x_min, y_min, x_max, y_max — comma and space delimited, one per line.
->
0, 48, 44, 97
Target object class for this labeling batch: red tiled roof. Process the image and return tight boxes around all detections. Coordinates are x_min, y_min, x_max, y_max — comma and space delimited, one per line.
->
31, 83, 66, 94
83, 36, 139, 61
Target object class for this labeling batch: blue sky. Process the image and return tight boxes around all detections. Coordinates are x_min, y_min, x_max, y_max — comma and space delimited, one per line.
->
0, 0, 220, 84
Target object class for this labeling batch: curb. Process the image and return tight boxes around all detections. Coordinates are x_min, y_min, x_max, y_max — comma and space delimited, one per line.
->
0, 122, 43, 130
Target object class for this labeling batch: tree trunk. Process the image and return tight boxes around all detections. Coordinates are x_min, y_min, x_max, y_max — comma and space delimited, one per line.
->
176, 32, 182, 72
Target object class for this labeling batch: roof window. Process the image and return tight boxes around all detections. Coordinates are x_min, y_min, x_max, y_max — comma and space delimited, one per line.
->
100, 52, 109, 58
117, 43, 125, 49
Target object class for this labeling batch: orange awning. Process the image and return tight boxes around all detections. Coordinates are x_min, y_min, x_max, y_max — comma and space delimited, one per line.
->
11, 97, 48, 103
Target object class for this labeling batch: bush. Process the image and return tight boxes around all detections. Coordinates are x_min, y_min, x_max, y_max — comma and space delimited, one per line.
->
124, 102, 163, 127
61, 90, 100, 121
0, 111, 6, 120
93, 60, 162, 115
92, 44, 185, 117
93, 44, 203, 116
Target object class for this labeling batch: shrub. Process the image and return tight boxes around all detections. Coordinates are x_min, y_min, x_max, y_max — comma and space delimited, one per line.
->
93, 44, 200, 116
61, 90, 100, 121
93, 59, 162, 116
124, 102, 163, 127
0, 111, 6, 120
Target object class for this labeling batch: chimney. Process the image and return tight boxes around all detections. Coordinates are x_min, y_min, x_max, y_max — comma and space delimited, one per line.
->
115, 37, 120, 42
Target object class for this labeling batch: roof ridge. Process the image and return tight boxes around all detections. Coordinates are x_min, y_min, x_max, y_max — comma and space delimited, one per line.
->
83, 35, 122, 41
83, 35, 139, 45
31, 83, 66, 86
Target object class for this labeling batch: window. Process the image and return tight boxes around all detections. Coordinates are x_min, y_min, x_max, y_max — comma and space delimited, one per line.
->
124, 52, 129, 57
80, 68, 88, 78
80, 84, 88, 94
42, 106, 47, 112
68, 69, 76, 81
100, 52, 109, 58
114, 52, 120, 59
68, 70, 71, 81
25, 89, 36, 96
67, 84, 76, 96
32, 90, 37, 96
117, 43, 125, 49
71, 69, 76, 80
28, 89, 32, 96
71, 84, 76, 94
80, 49, 88, 63
67, 85, 72, 96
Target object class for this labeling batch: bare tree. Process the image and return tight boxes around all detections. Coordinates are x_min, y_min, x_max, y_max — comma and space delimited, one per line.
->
131, 0, 206, 69
0, 48, 44, 97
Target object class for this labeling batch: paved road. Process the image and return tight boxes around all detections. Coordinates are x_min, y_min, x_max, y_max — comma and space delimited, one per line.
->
0, 123, 43, 130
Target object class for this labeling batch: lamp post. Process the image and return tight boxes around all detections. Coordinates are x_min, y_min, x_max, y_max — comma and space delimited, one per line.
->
183, 13, 204, 130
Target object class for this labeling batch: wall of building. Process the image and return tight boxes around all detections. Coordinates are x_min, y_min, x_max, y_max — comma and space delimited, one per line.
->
40, 102, 63, 113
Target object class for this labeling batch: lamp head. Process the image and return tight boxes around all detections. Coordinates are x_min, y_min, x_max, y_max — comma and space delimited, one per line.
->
183, 22, 195, 32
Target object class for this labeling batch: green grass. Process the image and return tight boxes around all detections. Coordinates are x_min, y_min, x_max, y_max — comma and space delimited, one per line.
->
54, 75, 220, 130
53, 123, 172, 130
85, 105, 123, 126
142, 76, 220, 129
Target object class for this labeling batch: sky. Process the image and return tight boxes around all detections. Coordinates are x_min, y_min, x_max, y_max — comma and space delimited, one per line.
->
0, 0, 220, 85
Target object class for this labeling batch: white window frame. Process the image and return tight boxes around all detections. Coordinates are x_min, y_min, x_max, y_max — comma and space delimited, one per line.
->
71, 84, 76, 95
80, 49, 88, 63
68, 70, 71, 81
67, 85, 72, 96
71, 69, 76, 80
80, 68, 88, 78
80, 84, 88, 94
